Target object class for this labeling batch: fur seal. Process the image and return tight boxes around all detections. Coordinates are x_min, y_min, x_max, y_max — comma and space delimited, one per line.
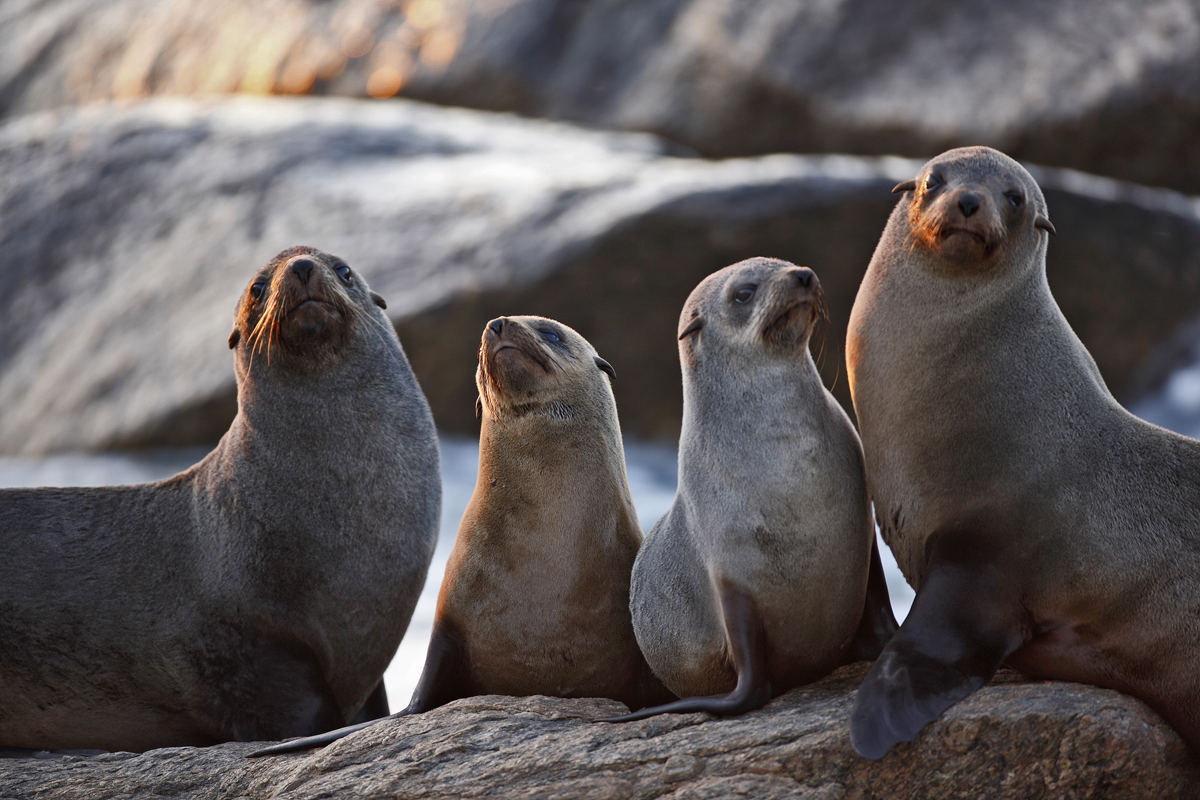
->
251, 315, 672, 756
0, 246, 440, 752
847, 146, 1200, 759
601, 258, 897, 723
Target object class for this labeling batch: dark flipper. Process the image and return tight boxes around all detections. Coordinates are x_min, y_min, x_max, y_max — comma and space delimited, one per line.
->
598, 580, 772, 723
348, 679, 389, 725
399, 617, 472, 716
248, 620, 470, 757
850, 531, 1026, 760
843, 534, 900, 664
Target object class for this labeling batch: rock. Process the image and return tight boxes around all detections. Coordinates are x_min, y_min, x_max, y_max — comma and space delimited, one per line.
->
3, 0, 1200, 192
1, 664, 1196, 799
3, 95, 1200, 455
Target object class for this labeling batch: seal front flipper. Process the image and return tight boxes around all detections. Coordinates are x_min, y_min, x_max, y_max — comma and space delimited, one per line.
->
843, 534, 899, 664
599, 581, 771, 722
348, 679, 389, 725
247, 718, 377, 757
850, 532, 1026, 760
247, 621, 470, 757
398, 618, 471, 715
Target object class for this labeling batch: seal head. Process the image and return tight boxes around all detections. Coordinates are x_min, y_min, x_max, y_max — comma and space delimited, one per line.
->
891, 147, 1054, 270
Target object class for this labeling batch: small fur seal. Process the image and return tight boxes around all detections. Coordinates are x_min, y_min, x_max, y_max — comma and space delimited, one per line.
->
251, 315, 672, 756
847, 146, 1200, 759
0, 246, 441, 752
601, 258, 897, 723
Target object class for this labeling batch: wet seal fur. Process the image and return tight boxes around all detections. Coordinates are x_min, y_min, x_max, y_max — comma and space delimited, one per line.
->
847, 146, 1200, 759
0, 246, 440, 752
251, 315, 671, 756
601, 258, 897, 723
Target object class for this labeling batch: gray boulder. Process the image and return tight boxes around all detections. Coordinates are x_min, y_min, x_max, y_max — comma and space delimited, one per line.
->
3, 0, 1200, 191
3, 96, 1200, 455
2, 664, 1196, 799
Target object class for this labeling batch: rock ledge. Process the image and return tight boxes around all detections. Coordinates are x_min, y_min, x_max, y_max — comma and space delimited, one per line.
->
4, 663, 1196, 800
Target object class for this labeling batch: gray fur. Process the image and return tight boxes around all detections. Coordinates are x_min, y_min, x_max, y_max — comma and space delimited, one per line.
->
0, 246, 441, 752
848, 146, 1200, 754
631, 258, 876, 698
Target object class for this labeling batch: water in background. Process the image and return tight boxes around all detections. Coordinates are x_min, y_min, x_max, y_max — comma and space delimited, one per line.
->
3, 348, 1197, 706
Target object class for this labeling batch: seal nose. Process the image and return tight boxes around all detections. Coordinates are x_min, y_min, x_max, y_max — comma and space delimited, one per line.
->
488, 318, 504, 336
792, 267, 815, 289
958, 192, 981, 219
290, 258, 315, 285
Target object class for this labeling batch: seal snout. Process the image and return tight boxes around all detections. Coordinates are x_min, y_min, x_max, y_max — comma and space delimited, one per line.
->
958, 192, 981, 219
757, 264, 823, 349
790, 266, 816, 289
909, 179, 1006, 260
488, 318, 505, 337
290, 257, 316, 285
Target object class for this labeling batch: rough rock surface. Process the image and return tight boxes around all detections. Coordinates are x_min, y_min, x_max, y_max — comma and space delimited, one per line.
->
3, 0, 1200, 192
1, 664, 1196, 799
3, 95, 1200, 455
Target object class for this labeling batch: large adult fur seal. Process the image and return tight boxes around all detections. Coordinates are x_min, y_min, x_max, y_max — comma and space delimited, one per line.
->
847, 145, 1200, 759
251, 315, 672, 756
0, 246, 440, 752
602, 258, 897, 723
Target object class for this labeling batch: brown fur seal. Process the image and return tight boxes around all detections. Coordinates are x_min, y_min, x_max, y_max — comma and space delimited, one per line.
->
0, 246, 440, 752
847, 145, 1200, 759
601, 258, 897, 723
251, 315, 672, 756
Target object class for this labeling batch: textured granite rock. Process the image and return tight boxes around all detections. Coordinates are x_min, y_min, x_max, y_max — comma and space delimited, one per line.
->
3, 95, 1200, 455
3, 0, 1200, 192
2, 664, 1196, 799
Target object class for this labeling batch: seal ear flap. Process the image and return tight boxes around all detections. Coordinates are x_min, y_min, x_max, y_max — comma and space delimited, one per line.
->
370, 291, 388, 309
595, 356, 616, 381
892, 179, 918, 194
228, 329, 241, 349
1035, 215, 1056, 235
679, 317, 705, 341
475, 397, 483, 420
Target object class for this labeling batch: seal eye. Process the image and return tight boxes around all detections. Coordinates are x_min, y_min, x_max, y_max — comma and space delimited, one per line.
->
540, 328, 561, 343
733, 285, 756, 304
335, 264, 353, 284
925, 173, 944, 191
1005, 191, 1025, 208
250, 281, 266, 300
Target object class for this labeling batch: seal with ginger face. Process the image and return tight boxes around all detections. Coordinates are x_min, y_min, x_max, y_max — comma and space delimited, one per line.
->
0, 246, 440, 752
847, 147, 1200, 761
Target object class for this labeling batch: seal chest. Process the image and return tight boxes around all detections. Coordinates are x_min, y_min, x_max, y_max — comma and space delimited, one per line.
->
848, 146, 1200, 760
603, 258, 897, 723
0, 246, 441, 752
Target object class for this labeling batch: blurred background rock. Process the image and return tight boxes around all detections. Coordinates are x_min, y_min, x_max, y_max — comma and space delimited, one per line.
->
2, 0, 1200, 454
6, 0, 1200, 191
